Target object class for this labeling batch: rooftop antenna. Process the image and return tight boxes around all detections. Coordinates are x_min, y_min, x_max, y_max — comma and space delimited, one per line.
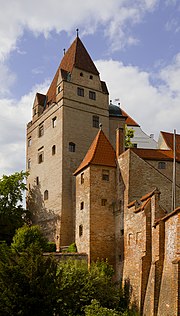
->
172, 129, 176, 210
76, 28, 79, 37
63, 48, 66, 56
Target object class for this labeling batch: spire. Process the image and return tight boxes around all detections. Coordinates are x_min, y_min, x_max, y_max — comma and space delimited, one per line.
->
74, 129, 116, 175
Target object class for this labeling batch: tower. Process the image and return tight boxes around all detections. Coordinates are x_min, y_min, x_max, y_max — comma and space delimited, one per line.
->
26, 35, 110, 248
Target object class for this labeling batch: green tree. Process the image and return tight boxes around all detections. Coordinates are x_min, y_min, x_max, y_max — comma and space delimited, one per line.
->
56, 259, 119, 316
0, 243, 58, 316
0, 171, 30, 244
125, 126, 134, 148
11, 225, 49, 252
84, 300, 121, 316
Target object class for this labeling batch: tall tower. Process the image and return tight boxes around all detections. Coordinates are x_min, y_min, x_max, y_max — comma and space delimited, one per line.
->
26, 35, 109, 248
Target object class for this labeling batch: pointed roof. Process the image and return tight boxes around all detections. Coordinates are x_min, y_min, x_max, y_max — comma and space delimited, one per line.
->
60, 36, 99, 75
161, 131, 180, 154
74, 129, 116, 175
46, 36, 99, 105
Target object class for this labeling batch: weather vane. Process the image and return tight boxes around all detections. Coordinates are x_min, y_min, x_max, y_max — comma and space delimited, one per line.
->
76, 28, 79, 37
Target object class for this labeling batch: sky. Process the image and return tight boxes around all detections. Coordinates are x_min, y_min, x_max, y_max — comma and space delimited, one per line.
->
0, 0, 180, 177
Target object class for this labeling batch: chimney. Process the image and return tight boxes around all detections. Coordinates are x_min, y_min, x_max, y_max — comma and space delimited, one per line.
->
116, 127, 125, 158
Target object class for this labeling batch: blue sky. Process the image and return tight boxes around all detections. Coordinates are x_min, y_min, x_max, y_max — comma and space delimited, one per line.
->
0, 0, 180, 176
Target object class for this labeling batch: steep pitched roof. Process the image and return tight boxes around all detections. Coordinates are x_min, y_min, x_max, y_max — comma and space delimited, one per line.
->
131, 148, 180, 162
74, 129, 116, 175
46, 36, 99, 105
60, 36, 99, 75
121, 109, 139, 127
161, 131, 180, 154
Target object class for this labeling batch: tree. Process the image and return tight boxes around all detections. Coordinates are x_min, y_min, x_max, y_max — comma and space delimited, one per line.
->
0, 171, 30, 244
125, 126, 134, 148
84, 300, 121, 316
0, 243, 58, 316
11, 225, 49, 252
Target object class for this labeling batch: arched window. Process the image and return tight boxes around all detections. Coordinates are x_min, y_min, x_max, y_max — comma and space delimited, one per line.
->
69, 142, 76, 152
52, 145, 56, 155
44, 190, 49, 200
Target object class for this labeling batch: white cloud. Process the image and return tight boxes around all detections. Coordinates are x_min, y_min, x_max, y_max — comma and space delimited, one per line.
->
0, 0, 158, 60
0, 81, 49, 177
96, 53, 180, 139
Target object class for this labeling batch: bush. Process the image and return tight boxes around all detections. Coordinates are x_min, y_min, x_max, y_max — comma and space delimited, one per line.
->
45, 241, 56, 252
11, 225, 48, 252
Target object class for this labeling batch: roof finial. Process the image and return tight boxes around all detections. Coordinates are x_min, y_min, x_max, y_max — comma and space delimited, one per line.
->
63, 48, 66, 55
76, 28, 79, 37
99, 123, 102, 130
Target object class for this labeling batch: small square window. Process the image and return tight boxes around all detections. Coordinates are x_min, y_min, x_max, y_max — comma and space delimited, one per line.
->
158, 162, 166, 169
81, 173, 84, 184
133, 143, 137, 148
38, 152, 44, 164
39, 124, 44, 137
28, 137, 32, 147
80, 202, 84, 210
89, 91, 96, 100
52, 117, 57, 128
92, 115, 99, 128
77, 87, 84, 97
101, 199, 107, 206
102, 170, 109, 181
69, 142, 75, 152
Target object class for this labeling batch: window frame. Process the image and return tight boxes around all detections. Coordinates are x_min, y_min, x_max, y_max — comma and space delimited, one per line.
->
52, 117, 57, 128
38, 124, 44, 137
44, 190, 49, 200
158, 161, 166, 169
77, 87, 84, 97
89, 90, 96, 100
69, 142, 76, 152
92, 115, 99, 128
102, 169, 109, 181
38, 152, 44, 164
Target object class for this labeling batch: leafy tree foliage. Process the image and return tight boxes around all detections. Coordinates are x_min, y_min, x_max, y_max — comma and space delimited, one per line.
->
0, 171, 30, 244
0, 243, 58, 316
84, 300, 121, 316
11, 225, 49, 252
125, 126, 134, 148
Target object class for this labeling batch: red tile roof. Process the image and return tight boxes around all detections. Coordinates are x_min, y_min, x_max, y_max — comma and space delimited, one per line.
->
121, 109, 139, 127
60, 36, 99, 75
46, 36, 100, 105
161, 131, 180, 154
131, 147, 180, 162
74, 129, 116, 175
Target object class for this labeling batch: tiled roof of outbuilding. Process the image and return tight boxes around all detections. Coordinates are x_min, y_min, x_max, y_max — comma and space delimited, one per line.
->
161, 131, 180, 153
74, 129, 116, 175
121, 109, 139, 126
132, 148, 180, 162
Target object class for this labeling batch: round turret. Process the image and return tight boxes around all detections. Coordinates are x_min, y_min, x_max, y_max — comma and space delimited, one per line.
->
109, 101, 122, 117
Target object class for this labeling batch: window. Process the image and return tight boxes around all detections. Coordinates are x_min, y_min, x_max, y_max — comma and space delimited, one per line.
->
57, 85, 61, 94
44, 190, 48, 200
81, 173, 84, 184
80, 202, 84, 210
158, 161, 166, 169
69, 142, 76, 152
28, 158, 31, 169
77, 87, 84, 97
52, 145, 56, 155
102, 169, 109, 181
89, 75, 93, 80
133, 143, 137, 148
120, 229, 124, 236
101, 199, 107, 206
36, 177, 39, 185
39, 124, 44, 137
79, 225, 83, 237
92, 115, 99, 128
38, 152, 44, 164
33, 108, 36, 116
28, 137, 32, 147
52, 117, 57, 128
89, 91, 96, 100
80, 72, 83, 77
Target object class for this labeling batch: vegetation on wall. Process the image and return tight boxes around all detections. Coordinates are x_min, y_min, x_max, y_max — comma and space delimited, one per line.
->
125, 126, 135, 148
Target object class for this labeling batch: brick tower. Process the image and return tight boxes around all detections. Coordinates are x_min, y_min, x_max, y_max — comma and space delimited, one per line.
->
26, 35, 110, 248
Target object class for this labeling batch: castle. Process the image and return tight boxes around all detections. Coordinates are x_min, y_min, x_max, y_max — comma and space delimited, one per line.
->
26, 35, 180, 315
